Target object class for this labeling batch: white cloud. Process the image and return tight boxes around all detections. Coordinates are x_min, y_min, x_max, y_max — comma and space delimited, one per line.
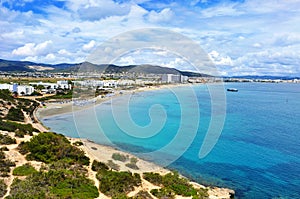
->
12, 40, 53, 56
209, 50, 233, 66
117, 56, 137, 65
73, 0, 131, 21
1, 0, 300, 75
148, 8, 174, 23
253, 43, 261, 48
83, 40, 96, 51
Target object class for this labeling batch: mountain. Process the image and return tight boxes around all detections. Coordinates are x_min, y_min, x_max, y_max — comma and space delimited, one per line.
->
0, 59, 207, 77
0, 59, 76, 72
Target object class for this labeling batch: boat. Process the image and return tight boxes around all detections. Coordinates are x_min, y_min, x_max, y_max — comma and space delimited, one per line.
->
227, 88, 238, 92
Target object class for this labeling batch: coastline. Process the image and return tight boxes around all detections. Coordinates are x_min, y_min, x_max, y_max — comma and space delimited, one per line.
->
36, 83, 193, 120
34, 83, 235, 199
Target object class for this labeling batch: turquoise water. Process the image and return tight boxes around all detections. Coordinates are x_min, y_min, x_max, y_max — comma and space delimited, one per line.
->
42, 83, 300, 198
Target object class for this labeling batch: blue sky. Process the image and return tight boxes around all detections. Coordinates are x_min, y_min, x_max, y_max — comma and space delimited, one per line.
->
0, 0, 300, 76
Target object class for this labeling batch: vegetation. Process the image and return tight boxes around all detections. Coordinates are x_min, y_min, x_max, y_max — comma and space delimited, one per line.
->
125, 163, 139, 170
132, 190, 153, 199
13, 163, 37, 176
112, 153, 128, 162
0, 146, 9, 151
0, 133, 16, 145
0, 120, 38, 137
92, 160, 109, 171
38, 90, 73, 101
0, 89, 15, 102
7, 161, 98, 199
97, 168, 141, 197
0, 179, 7, 198
73, 141, 83, 146
125, 157, 139, 170
18, 132, 90, 165
0, 150, 16, 177
0, 90, 40, 122
150, 187, 175, 199
144, 172, 209, 199
5, 107, 24, 122
107, 160, 120, 171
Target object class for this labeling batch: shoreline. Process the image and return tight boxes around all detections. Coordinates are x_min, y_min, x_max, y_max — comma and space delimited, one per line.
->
36, 83, 192, 120
34, 83, 235, 199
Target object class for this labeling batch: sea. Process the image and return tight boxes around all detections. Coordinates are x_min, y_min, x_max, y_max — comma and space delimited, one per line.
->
41, 83, 300, 199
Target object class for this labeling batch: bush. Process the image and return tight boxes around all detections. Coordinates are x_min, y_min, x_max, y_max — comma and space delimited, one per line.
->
0, 158, 16, 177
8, 165, 99, 199
125, 163, 139, 170
107, 160, 120, 171
0, 147, 9, 151
13, 163, 37, 176
112, 153, 128, 162
0, 179, 7, 198
144, 172, 208, 198
132, 190, 153, 199
73, 141, 84, 146
143, 172, 163, 186
150, 188, 175, 199
18, 132, 90, 165
92, 160, 109, 172
0, 120, 39, 135
6, 107, 24, 122
0, 134, 16, 145
97, 170, 141, 197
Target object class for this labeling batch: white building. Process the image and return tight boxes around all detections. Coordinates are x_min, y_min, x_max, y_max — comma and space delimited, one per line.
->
161, 74, 188, 83
17, 85, 34, 95
0, 83, 34, 95
103, 80, 117, 88
30, 81, 72, 90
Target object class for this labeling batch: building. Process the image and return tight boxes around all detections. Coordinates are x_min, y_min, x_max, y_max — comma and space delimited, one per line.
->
0, 83, 34, 95
161, 74, 188, 83
29, 81, 72, 90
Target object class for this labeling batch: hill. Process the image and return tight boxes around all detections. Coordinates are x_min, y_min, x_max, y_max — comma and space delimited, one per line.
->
0, 59, 208, 77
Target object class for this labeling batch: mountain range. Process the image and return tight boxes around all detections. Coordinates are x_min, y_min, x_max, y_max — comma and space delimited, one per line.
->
0, 59, 209, 77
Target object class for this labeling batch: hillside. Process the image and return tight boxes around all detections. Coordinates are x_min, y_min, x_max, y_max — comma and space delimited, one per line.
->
0, 59, 208, 77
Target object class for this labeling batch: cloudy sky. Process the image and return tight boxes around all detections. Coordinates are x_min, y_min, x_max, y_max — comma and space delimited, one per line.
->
1, 0, 300, 76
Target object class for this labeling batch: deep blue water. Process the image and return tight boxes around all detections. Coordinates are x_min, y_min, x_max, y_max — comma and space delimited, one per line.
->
42, 83, 300, 199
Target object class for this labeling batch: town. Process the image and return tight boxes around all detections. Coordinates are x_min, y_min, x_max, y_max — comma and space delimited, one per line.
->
0, 70, 299, 97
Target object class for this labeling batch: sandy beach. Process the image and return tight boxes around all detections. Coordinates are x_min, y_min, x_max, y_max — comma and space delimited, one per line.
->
36, 83, 192, 119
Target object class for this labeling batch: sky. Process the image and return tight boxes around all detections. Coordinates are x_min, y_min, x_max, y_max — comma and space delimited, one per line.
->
1, 0, 300, 76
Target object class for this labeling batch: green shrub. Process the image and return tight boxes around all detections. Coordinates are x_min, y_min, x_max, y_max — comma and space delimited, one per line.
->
0, 120, 39, 135
92, 160, 109, 172
125, 163, 139, 170
130, 157, 138, 164
13, 163, 37, 176
97, 170, 141, 197
132, 190, 153, 199
0, 157, 16, 177
143, 172, 163, 186
150, 188, 175, 199
8, 165, 98, 199
6, 107, 24, 122
0, 179, 7, 198
107, 160, 120, 171
112, 153, 128, 162
0, 146, 9, 151
18, 132, 90, 165
0, 134, 16, 145
73, 141, 84, 146
144, 172, 208, 198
